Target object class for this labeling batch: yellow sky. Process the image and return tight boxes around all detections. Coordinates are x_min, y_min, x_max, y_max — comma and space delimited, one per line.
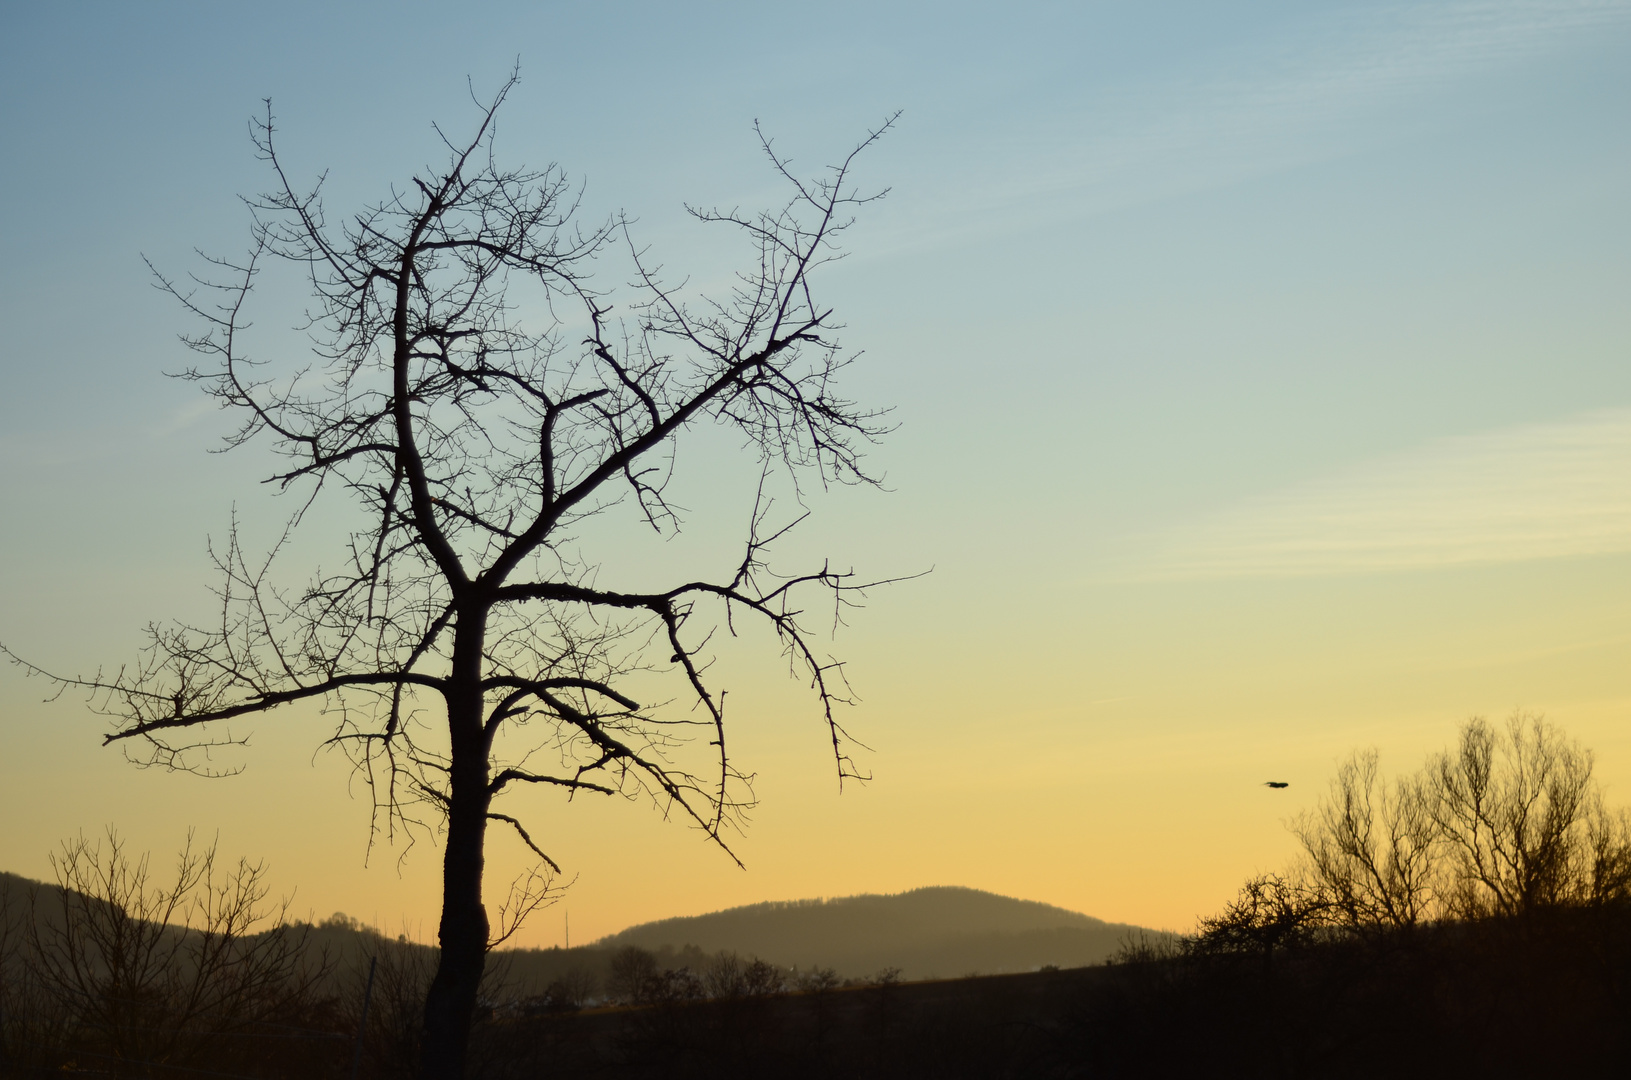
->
7, 542, 1629, 945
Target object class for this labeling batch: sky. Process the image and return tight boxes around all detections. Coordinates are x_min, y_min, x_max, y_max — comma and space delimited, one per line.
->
2, 0, 1629, 945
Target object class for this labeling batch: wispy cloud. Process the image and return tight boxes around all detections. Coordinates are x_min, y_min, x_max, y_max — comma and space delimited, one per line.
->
871, 0, 1631, 255
0, 398, 221, 470
1139, 408, 1631, 579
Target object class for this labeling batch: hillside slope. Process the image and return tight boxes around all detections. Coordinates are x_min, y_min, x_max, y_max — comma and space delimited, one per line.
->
593, 886, 1158, 977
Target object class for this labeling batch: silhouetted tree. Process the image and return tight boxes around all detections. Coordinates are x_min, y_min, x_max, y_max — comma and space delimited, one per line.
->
1286, 714, 1631, 933
1427, 713, 1631, 917
1188, 873, 1331, 972
22, 832, 327, 1074
702, 951, 750, 1000
1294, 749, 1437, 930
4, 72, 896, 1079
608, 946, 661, 1005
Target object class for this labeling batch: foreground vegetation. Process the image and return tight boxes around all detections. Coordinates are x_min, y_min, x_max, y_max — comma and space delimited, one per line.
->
8, 908, 1623, 1079
3, 713, 1628, 1077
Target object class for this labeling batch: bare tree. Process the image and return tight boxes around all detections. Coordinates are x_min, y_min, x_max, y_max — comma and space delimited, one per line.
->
4, 72, 897, 1078
698, 951, 785, 1000
701, 950, 748, 1000
1294, 749, 1438, 930
1428, 714, 1601, 917
1284, 714, 1631, 934
1580, 800, 1631, 905
23, 830, 323, 1073
607, 946, 661, 1005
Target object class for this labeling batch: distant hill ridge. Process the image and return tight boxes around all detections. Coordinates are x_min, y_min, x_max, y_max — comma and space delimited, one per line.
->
4, 870, 1167, 982
598, 886, 1154, 977
602, 886, 1106, 946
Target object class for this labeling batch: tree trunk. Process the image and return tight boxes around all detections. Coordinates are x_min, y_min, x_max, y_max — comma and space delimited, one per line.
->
419, 619, 492, 1080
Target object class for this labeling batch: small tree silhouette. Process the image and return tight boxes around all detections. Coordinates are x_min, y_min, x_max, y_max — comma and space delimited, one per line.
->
1190, 873, 1331, 973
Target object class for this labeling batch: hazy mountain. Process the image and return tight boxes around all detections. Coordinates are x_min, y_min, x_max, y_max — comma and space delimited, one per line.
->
592, 886, 1163, 978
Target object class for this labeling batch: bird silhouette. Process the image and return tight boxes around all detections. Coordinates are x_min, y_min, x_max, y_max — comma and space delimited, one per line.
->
1263, 781, 1289, 789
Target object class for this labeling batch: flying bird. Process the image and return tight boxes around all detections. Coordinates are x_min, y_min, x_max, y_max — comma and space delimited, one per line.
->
1263, 781, 1290, 789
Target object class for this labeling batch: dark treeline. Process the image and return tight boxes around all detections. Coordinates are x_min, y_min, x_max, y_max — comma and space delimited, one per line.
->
4, 864, 1628, 1079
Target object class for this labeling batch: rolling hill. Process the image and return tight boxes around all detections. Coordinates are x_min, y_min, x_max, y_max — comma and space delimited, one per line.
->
591, 886, 1164, 978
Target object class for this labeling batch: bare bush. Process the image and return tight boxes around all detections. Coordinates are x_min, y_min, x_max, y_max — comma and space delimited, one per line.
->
1285, 714, 1631, 937
1111, 930, 1181, 966
607, 946, 660, 1004
1295, 749, 1439, 930
7, 831, 336, 1077
642, 967, 704, 1005
347, 934, 436, 1079
1582, 802, 1631, 904
742, 957, 786, 998
702, 950, 749, 1000
1428, 714, 1625, 917
1189, 873, 1333, 971
793, 965, 842, 993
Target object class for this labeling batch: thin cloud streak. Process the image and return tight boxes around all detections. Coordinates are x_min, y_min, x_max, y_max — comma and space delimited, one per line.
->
866, 0, 1631, 258
1140, 408, 1631, 579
